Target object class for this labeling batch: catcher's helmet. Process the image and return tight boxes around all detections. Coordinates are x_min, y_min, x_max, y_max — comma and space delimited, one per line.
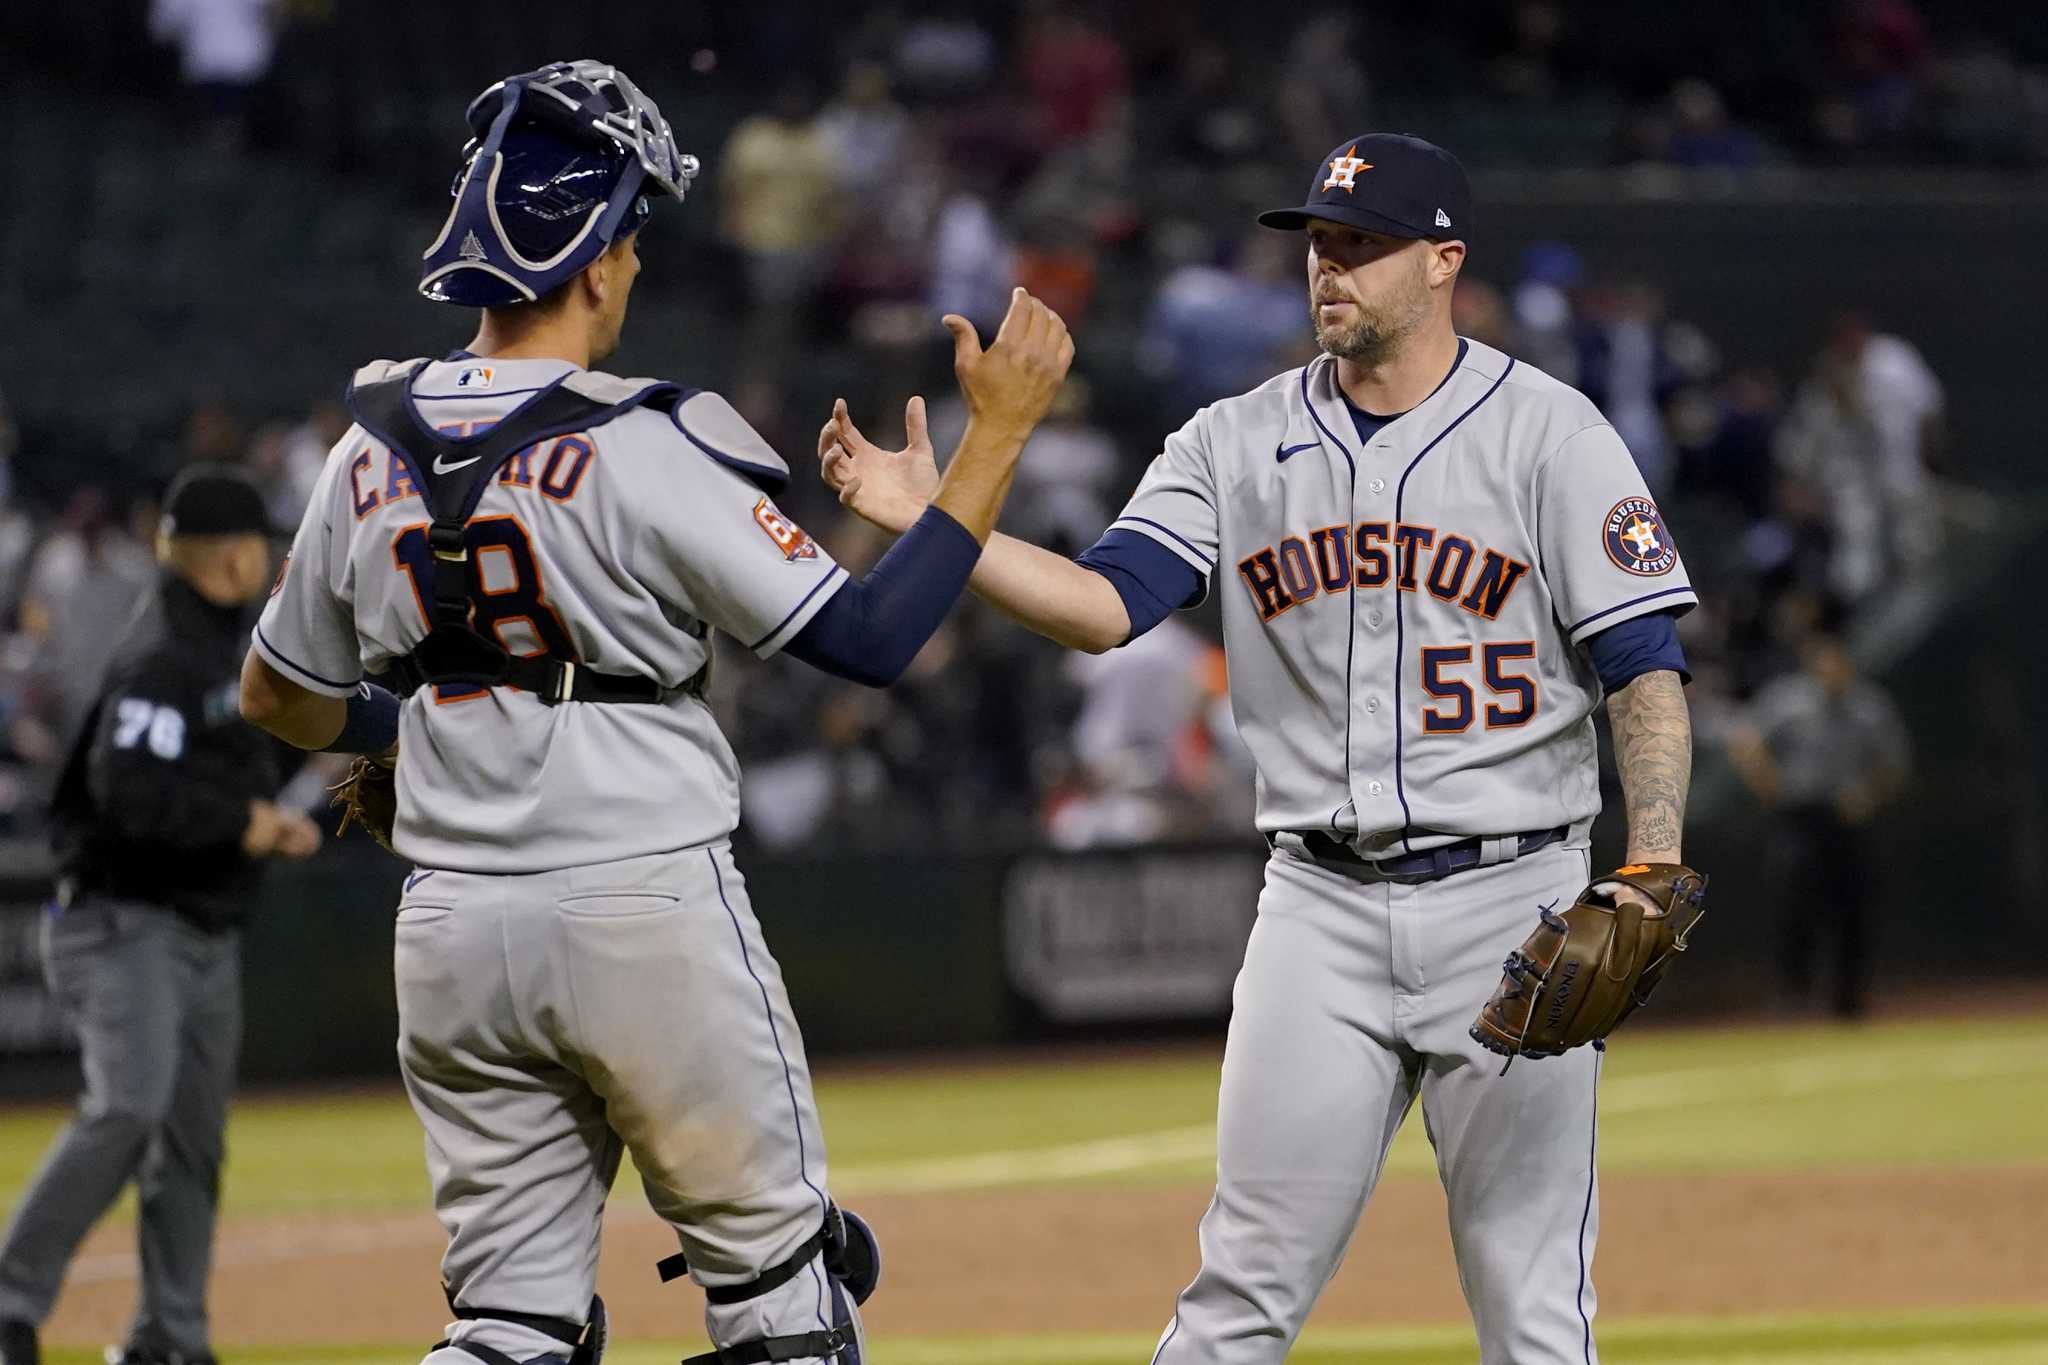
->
419, 60, 700, 307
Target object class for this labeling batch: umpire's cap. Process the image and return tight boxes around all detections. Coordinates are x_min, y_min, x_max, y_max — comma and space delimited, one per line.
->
1258, 134, 1471, 241
420, 60, 701, 307
160, 465, 271, 538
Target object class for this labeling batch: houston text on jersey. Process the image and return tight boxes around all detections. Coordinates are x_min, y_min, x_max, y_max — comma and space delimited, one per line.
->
1236, 521, 1531, 624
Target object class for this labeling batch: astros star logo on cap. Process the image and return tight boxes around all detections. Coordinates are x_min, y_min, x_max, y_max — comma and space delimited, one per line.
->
1322, 144, 1374, 192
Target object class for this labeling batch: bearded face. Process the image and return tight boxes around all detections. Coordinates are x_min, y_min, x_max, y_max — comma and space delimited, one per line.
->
1305, 224, 1437, 367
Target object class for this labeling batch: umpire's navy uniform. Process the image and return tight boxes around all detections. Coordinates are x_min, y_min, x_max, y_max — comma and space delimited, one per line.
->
0, 471, 293, 1365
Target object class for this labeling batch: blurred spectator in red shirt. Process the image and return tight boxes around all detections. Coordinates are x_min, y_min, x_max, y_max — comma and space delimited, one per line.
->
1021, 4, 1128, 148
1834, 0, 1930, 135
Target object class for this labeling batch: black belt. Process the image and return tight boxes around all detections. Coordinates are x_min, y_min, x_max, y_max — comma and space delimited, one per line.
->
386, 650, 667, 705
1286, 825, 1569, 885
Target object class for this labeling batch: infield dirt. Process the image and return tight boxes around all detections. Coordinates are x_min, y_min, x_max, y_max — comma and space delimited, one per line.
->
34, 1162, 2048, 1347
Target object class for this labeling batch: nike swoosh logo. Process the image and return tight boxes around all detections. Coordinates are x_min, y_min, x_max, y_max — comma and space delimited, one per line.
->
1276, 441, 1317, 464
432, 453, 482, 474
404, 870, 435, 893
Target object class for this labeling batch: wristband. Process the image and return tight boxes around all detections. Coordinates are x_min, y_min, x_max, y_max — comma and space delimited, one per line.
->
320, 682, 401, 755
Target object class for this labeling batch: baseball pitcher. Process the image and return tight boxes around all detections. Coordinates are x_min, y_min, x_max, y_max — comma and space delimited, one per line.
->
237, 62, 1071, 1365
824, 134, 1703, 1364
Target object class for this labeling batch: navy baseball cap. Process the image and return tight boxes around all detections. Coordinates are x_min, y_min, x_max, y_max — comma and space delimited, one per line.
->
1258, 133, 1472, 241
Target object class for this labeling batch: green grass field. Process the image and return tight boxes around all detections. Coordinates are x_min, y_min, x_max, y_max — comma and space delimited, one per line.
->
26, 1307, 2048, 1365
5, 1010, 2045, 1362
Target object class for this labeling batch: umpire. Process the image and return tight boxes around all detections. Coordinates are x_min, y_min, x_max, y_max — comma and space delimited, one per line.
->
1726, 620, 1910, 1018
0, 467, 320, 1365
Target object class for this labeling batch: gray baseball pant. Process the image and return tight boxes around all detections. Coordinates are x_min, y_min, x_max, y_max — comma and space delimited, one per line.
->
395, 842, 858, 1364
0, 897, 241, 1357
1151, 842, 1602, 1365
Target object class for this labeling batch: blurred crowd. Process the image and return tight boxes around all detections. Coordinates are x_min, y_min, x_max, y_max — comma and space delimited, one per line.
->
2, 0, 1997, 862
122, 0, 2048, 170
0, 276, 1966, 863
1606, 0, 2048, 170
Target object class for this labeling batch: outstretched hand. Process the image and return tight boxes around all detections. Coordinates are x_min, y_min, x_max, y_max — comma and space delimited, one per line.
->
821, 288, 1073, 539
819, 395, 939, 536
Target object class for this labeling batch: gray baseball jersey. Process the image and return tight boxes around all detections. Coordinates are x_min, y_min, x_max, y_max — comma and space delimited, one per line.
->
1111, 338, 1694, 853
1129, 338, 1694, 1365
254, 356, 849, 872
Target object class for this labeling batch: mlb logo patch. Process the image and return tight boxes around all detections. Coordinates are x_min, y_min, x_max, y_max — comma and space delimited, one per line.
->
753, 497, 818, 562
455, 366, 495, 390
1603, 497, 1678, 576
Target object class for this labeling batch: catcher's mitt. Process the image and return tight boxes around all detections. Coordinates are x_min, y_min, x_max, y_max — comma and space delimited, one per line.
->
1471, 863, 1707, 1069
328, 754, 398, 855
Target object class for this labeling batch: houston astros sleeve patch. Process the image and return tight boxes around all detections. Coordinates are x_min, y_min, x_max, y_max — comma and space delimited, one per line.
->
1603, 497, 1678, 576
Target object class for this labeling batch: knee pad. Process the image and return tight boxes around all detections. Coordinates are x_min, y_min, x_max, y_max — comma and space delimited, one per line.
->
658, 1203, 881, 1308
667, 1204, 879, 1364
430, 1292, 606, 1365
823, 1206, 880, 1307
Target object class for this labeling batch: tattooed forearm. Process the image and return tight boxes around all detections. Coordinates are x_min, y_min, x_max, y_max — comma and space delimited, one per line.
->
1608, 669, 1692, 863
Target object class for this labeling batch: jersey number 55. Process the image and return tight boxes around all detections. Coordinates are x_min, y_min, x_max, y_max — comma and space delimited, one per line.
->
1419, 642, 1537, 733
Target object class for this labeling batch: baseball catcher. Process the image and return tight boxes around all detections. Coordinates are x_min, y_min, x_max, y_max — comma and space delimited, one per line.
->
239, 55, 1072, 1365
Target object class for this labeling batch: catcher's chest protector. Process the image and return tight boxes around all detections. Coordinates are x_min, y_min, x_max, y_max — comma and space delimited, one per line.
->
346, 366, 680, 704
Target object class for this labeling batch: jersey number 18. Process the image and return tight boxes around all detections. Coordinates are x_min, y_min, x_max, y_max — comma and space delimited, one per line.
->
392, 516, 576, 702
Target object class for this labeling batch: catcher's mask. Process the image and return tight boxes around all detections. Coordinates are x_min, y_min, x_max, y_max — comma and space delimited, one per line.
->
420, 60, 700, 307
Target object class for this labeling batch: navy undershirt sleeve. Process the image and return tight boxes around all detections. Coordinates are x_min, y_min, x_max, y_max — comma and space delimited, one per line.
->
1075, 528, 1206, 644
784, 506, 982, 687
1585, 609, 1691, 694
